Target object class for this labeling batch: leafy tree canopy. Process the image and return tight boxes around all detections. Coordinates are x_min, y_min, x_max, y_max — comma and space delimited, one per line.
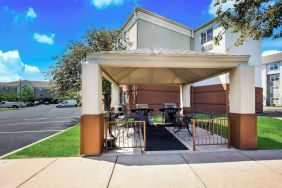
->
214, 0, 282, 46
47, 28, 129, 109
1, 92, 17, 102
20, 86, 35, 102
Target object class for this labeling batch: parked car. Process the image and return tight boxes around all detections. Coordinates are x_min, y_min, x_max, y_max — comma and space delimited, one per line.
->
0, 101, 26, 108
56, 100, 77, 108
44, 101, 50, 105
34, 101, 40, 105
25, 102, 34, 106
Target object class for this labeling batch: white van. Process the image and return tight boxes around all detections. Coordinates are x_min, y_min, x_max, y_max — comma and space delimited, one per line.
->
56, 100, 77, 108
0, 101, 26, 108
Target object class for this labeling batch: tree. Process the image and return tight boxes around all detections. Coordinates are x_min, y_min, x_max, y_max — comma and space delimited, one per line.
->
47, 28, 129, 109
214, 0, 282, 46
20, 86, 35, 102
1, 92, 17, 102
54, 90, 80, 102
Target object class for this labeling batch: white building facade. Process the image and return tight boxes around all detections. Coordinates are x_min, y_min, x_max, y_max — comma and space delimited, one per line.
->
120, 8, 262, 114
122, 8, 262, 88
262, 52, 282, 106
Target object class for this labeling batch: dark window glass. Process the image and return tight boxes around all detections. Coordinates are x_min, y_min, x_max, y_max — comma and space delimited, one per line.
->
201, 33, 206, 44
207, 28, 213, 41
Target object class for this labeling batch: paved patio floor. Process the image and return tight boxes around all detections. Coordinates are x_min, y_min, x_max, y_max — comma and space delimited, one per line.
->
0, 150, 282, 188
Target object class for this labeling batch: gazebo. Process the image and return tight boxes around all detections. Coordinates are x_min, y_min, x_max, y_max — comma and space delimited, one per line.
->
80, 48, 257, 155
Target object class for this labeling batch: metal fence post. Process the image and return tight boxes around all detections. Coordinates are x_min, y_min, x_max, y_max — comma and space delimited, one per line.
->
143, 121, 146, 151
192, 119, 196, 151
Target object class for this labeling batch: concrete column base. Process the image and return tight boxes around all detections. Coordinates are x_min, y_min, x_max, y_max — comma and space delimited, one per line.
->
80, 114, 104, 156
182, 107, 192, 114
228, 113, 257, 149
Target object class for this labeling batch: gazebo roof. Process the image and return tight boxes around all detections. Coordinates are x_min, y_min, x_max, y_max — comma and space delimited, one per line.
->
88, 48, 248, 58
86, 48, 250, 85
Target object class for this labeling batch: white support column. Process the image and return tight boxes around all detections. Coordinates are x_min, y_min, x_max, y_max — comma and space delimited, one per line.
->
82, 63, 103, 115
229, 63, 257, 149
81, 62, 104, 156
229, 64, 255, 114
180, 84, 191, 114
111, 83, 120, 108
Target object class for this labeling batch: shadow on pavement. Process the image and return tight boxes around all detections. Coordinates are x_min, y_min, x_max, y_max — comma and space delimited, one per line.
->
84, 150, 282, 166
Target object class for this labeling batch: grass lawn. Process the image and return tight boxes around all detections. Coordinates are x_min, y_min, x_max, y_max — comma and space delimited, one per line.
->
0, 108, 15, 111
4, 116, 282, 159
257, 116, 282, 150
196, 115, 282, 149
152, 115, 163, 124
4, 125, 80, 159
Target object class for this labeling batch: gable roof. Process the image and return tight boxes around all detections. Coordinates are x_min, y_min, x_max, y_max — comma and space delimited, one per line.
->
121, 7, 217, 35
194, 18, 218, 32
121, 7, 193, 32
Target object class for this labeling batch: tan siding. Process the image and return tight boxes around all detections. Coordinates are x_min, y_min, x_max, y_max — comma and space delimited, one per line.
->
137, 19, 191, 50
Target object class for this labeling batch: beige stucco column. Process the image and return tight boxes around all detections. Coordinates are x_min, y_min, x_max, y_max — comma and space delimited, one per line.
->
180, 84, 191, 114
229, 63, 257, 149
111, 83, 120, 108
81, 62, 104, 156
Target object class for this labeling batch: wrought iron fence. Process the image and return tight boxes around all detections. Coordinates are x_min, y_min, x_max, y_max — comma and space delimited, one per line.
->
104, 120, 146, 151
191, 113, 229, 151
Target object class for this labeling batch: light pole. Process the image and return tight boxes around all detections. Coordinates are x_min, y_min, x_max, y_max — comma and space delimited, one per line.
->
19, 79, 22, 101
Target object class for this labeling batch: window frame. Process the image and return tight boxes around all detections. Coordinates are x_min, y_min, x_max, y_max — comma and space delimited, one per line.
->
201, 27, 213, 45
207, 28, 213, 42
271, 97, 280, 105
270, 74, 280, 82
201, 32, 207, 44
270, 86, 279, 93
269, 62, 280, 71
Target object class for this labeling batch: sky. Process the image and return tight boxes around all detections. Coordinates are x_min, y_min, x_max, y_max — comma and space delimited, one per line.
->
0, 0, 281, 82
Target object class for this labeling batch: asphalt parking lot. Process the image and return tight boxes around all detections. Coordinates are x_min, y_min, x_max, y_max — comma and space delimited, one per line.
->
0, 104, 81, 156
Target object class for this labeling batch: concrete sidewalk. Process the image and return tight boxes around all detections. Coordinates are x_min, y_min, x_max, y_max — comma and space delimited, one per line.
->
0, 150, 281, 188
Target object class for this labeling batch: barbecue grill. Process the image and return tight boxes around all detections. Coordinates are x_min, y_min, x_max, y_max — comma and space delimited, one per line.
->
130, 104, 154, 126
159, 103, 181, 125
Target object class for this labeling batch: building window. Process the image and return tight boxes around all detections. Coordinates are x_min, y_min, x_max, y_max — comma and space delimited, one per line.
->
271, 97, 280, 105
270, 86, 279, 93
207, 28, 213, 41
201, 27, 213, 44
269, 62, 280, 71
270, 74, 280, 82
201, 33, 206, 44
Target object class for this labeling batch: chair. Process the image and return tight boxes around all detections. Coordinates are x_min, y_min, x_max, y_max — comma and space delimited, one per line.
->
173, 114, 193, 137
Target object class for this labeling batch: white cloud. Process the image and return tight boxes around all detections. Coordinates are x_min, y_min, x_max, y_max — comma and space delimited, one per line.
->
24, 64, 40, 74
262, 50, 282, 56
0, 50, 40, 82
2, 6, 37, 22
25, 7, 37, 21
33, 33, 55, 45
91, 0, 124, 9
209, 0, 234, 17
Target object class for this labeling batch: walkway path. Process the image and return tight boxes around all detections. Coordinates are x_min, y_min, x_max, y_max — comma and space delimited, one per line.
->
1, 150, 282, 188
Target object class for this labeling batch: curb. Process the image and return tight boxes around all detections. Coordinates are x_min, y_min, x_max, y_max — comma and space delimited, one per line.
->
0, 125, 78, 159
